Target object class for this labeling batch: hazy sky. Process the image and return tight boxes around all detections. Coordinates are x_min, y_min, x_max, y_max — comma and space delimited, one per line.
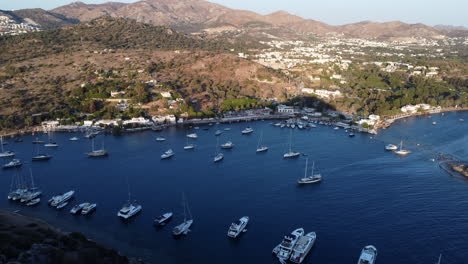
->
2, 0, 467, 27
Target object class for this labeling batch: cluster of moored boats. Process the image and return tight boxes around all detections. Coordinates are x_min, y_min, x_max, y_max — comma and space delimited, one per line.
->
273, 228, 377, 264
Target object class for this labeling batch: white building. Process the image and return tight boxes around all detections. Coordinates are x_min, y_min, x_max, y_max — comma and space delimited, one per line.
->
277, 105, 295, 114
123, 117, 152, 126
160, 92, 172, 98
152, 115, 176, 124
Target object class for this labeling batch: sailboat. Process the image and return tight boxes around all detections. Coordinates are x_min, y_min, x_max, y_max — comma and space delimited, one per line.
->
436, 254, 442, 264
20, 169, 42, 203
256, 131, 268, 153
117, 176, 142, 219
298, 159, 322, 184
0, 136, 15, 158
214, 138, 224, 162
86, 139, 108, 157
32, 144, 52, 161
172, 193, 193, 236
44, 130, 59, 147
7, 169, 28, 201
184, 135, 195, 150
283, 130, 300, 158
395, 140, 411, 156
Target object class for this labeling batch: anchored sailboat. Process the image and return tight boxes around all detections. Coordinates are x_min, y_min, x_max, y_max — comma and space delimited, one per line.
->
87, 139, 108, 157
117, 176, 141, 219
256, 131, 268, 153
395, 140, 411, 156
214, 138, 224, 162
172, 192, 193, 236
0, 136, 15, 158
283, 130, 300, 158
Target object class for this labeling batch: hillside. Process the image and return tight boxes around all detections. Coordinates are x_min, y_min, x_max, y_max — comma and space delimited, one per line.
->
0, 17, 291, 129
0, 9, 78, 29
50, 0, 453, 39
0, 210, 147, 264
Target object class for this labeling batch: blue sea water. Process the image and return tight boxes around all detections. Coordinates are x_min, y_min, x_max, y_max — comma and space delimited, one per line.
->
1, 111, 467, 264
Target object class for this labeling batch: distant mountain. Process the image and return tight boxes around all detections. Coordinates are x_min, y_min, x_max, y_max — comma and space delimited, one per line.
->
0, 8, 78, 29
49, 0, 450, 39
434, 25, 468, 31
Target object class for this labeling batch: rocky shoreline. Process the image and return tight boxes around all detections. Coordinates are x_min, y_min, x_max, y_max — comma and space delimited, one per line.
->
0, 210, 149, 264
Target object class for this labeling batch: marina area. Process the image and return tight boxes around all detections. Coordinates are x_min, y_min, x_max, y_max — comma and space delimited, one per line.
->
0, 110, 467, 264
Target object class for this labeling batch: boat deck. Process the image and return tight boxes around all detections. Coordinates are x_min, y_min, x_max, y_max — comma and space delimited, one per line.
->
294, 236, 310, 252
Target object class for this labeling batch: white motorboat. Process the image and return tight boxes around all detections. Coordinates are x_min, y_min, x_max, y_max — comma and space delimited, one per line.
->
395, 140, 411, 156
273, 228, 305, 260
56, 202, 69, 210
81, 203, 97, 215
26, 198, 40, 206
44, 142, 59, 148
214, 153, 224, 162
357, 245, 377, 264
154, 212, 173, 226
241, 127, 254, 134
432, 121, 437, 125
298, 159, 322, 184
290, 232, 317, 263
215, 130, 222, 136
284, 131, 300, 158
3, 159, 22, 169
32, 154, 52, 161
161, 149, 175, 159
221, 141, 234, 149
118, 202, 142, 219
349, 133, 356, 137
156, 137, 166, 142
70, 203, 87, 214
334, 127, 340, 130
70, 137, 79, 141
86, 139, 108, 157
187, 133, 198, 139
227, 216, 249, 238
173, 193, 193, 236
184, 144, 195, 150
256, 131, 268, 153
385, 144, 398, 151
20, 190, 42, 203
50, 190, 75, 207
0, 137, 15, 158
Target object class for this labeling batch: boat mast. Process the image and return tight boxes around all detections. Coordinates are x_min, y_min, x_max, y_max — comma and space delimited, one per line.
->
29, 169, 35, 189
304, 158, 308, 178
437, 254, 442, 264
257, 131, 263, 149
0, 136, 4, 152
311, 161, 315, 177
289, 130, 293, 153
91, 138, 95, 152
182, 192, 187, 221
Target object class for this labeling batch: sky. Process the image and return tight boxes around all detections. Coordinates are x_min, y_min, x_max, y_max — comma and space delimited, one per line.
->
2, 0, 467, 27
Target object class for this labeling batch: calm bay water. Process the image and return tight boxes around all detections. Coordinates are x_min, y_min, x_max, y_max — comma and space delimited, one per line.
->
1, 111, 467, 264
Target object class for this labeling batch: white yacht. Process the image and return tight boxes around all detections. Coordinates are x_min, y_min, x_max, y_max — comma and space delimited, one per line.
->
290, 232, 316, 263
187, 133, 198, 139
227, 216, 249, 238
298, 159, 322, 184
256, 131, 268, 153
385, 144, 398, 151
118, 202, 142, 219
50, 190, 75, 207
70, 137, 79, 141
86, 139, 108, 157
0, 136, 15, 158
284, 131, 300, 158
357, 245, 377, 264
81, 203, 97, 215
161, 149, 175, 159
3, 159, 22, 169
221, 141, 234, 149
395, 140, 411, 156
213, 138, 224, 162
156, 137, 166, 142
70, 203, 87, 214
184, 144, 195, 150
154, 212, 173, 226
273, 228, 305, 260
241, 127, 254, 134
173, 193, 193, 236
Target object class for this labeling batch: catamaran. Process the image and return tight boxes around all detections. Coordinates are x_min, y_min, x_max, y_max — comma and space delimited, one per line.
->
172, 193, 193, 236
395, 140, 411, 156
256, 131, 268, 153
241, 127, 254, 134
161, 149, 175, 159
357, 245, 377, 264
290, 232, 316, 263
227, 216, 249, 238
0, 136, 15, 158
283, 131, 300, 158
3, 159, 22, 169
273, 228, 305, 260
86, 139, 108, 157
118, 178, 142, 219
298, 159, 322, 184
154, 212, 173, 226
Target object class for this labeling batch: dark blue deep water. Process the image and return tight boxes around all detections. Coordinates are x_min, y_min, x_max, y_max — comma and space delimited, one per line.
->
1, 111, 467, 264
